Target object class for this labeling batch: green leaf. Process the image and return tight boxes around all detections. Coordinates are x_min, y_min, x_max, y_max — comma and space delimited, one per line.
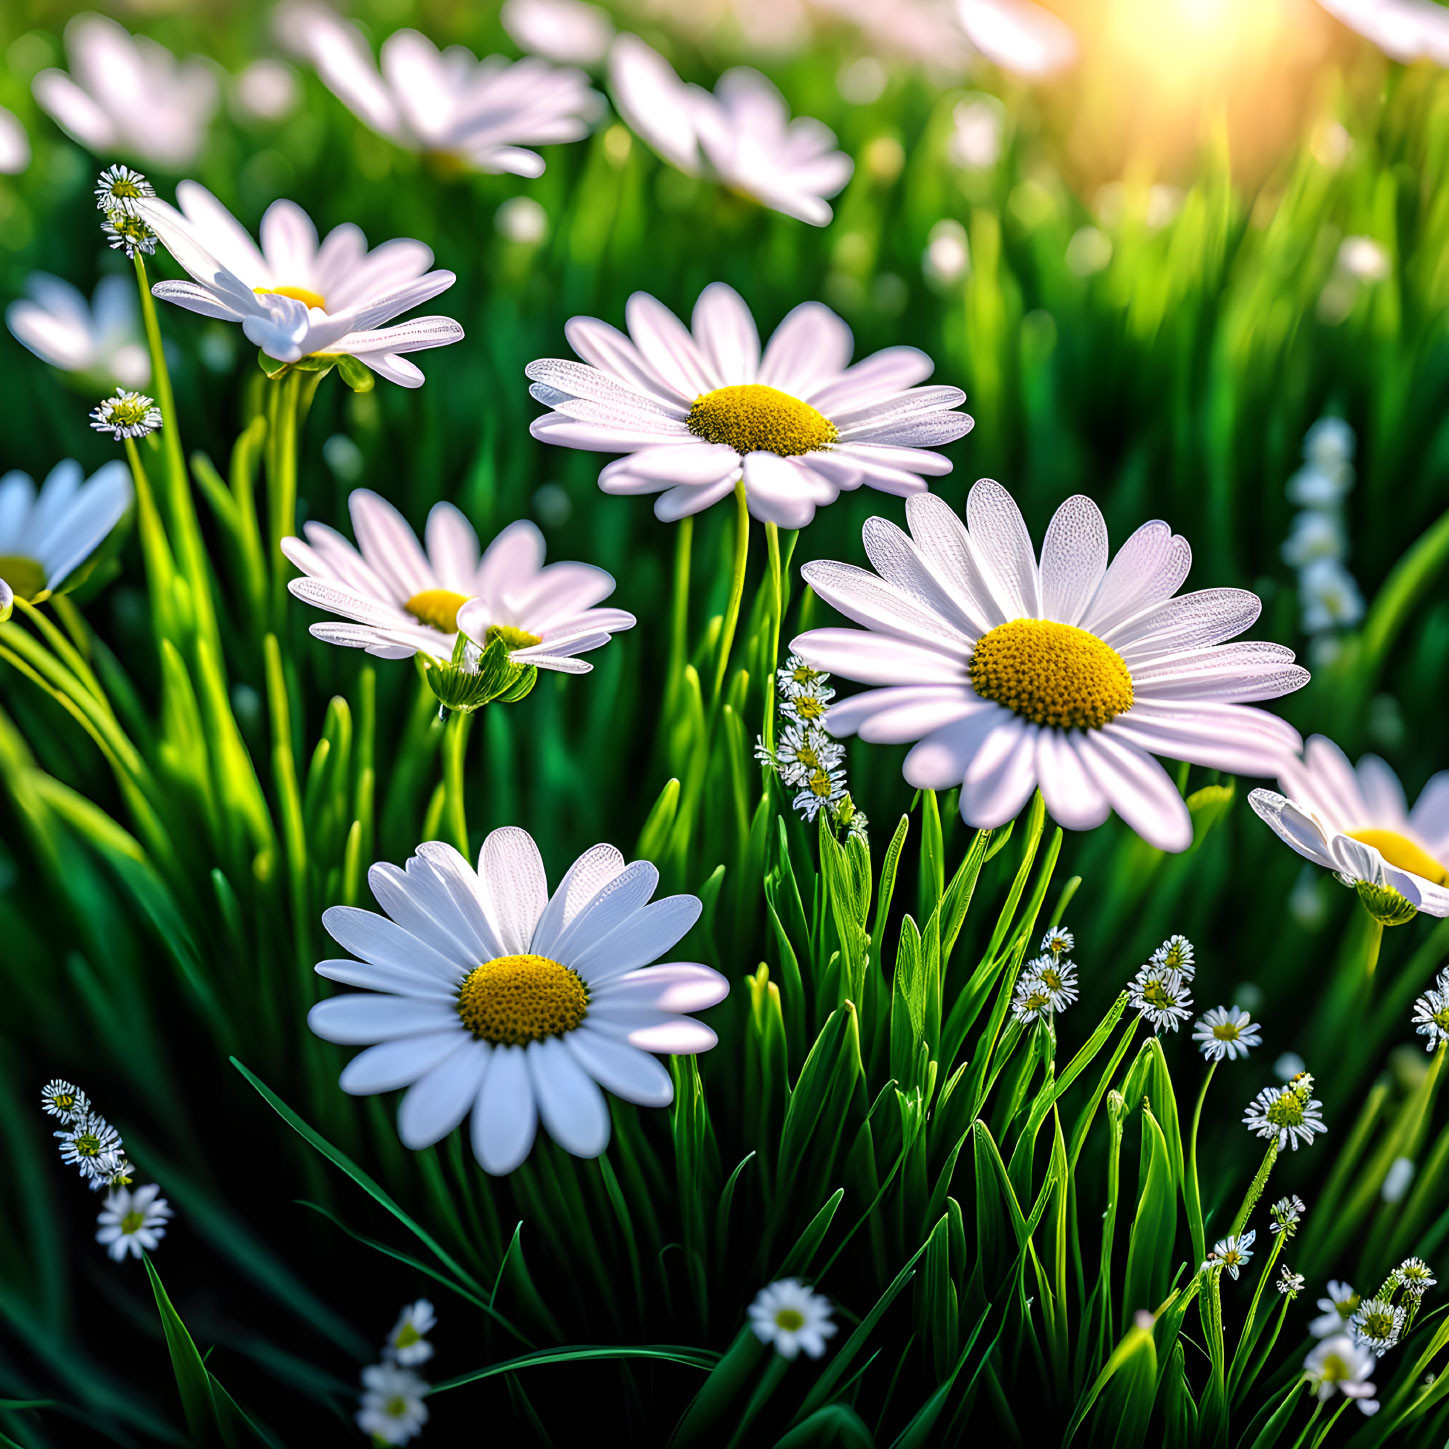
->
143, 1255, 222, 1448
333, 353, 375, 391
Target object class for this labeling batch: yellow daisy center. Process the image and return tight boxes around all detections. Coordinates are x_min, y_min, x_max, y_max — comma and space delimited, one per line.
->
456, 953, 589, 1046
395, 1323, 421, 1348
254, 284, 327, 312
486, 623, 544, 652
791, 695, 827, 722
1348, 828, 1449, 885
0, 556, 48, 601
120, 1210, 145, 1234
404, 588, 469, 634
1213, 1022, 1240, 1040
687, 384, 838, 457
970, 618, 1135, 730
774, 1308, 806, 1331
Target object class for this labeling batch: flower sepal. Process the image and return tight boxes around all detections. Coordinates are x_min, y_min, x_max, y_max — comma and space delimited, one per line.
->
1356, 879, 1418, 927
423, 633, 538, 716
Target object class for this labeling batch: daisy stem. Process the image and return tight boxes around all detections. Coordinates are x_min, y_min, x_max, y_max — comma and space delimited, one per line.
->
711, 479, 750, 706
1229, 1231, 1285, 1398
1230, 1140, 1279, 1238
667, 514, 693, 715
442, 711, 473, 856
762, 522, 785, 752
122, 437, 181, 640
1288, 1396, 1325, 1449
1237, 1291, 1296, 1407
266, 371, 303, 625
1307, 1397, 1351, 1449
1186, 1060, 1218, 1270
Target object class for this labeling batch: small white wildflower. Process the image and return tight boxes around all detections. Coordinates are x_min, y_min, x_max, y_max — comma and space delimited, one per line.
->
1270, 1195, 1306, 1237
356, 1361, 429, 1444
90, 388, 162, 441
1349, 1297, 1405, 1357
93, 164, 154, 217
772, 722, 845, 788
100, 210, 157, 259
1193, 1005, 1262, 1062
1129, 964, 1193, 1034
1205, 1231, 1255, 1281
54, 1113, 123, 1181
747, 1279, 836, 1361
1382, 1156, 1416, 1203
1244, 1076, 1325, 1152
1282, 510, 1346, 569
1150, 935, 1196, 979
96, 1183, 172, 1261
1311, 1281, 1360, 1338
776, 654, 832, 700
1304, 417, 1355, 472
1300, 558, 1364, 634
40, 1079, 90, 1122
385, 1300, 436, 1366
794, 765, 847, 823
1286, 464, 1352, 510
1279, 1265, 1307, 1296
1394, 1258, 1436, 1300
1337, 236, 1390, 283
1304, 1335, 1378, 1413
1040, 926, 1074, 959
1412, 982, 1449, 1053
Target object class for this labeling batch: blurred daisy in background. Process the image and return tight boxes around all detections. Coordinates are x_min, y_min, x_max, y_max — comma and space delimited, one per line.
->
748, 1280, 837, 1360
7, 274, 149, 389
0, 461, 132, 601
95, 1183, 172, 1261
283, 495, 634, 672
1304, 1335, 1379, 1413
1316, 0, 1449, 64
231, 58, 300, 122
308, 830, 728, 1174
32, 14, 219, 169
502, 0, 616, 66
527, 281, 972, 526
384, 1300, 436, 1366
0, 106, 28, 174
1311, 1280, 1361, 1337
794, 481, 1306, 851
356, 1361, 429, 1444
608, 36, 853, 225
957, 0, 1079, 77
291, 11, 602, 176
136, 183, 463, 384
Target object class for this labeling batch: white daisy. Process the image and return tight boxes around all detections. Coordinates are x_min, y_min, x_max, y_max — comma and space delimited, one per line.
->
40, 1079, 91, 1122
294, 10, 601, 176
1282, 511, 1346, 570
101, 210, 158, 261
90, 388, 162, 442
1412, 972, 1449, 1052
1244, 1078, 1326, 1152
55, 1113, 123, 1181
1316, 0, 1449, 65
956, 0, 1079, 79
1299, 558, 1364, 634
93, 164, 155, 217
1205, 1230, 1255, 1281
1024, 953, 1078, 1011
526, 282, 972, 527
282, 494, 633, 680
1395, 1257, 1436, 1298
1304, 1335, 1379, 1413
7, 274, 149, 388
763, 722, 846, 788
1348, 1296, 1405, 1357
1011, 970, 1057, 1025
0, 460, 133, 601
1150, 934, 1196, 978
233, 59, 301, 122
502, 0, 616, 66
0, 106, 28, 175
384, 1300, 436, 1366
794, 764, 848, 823
95, 1183, 173, 1261
134, 185, 462, 386
793, 481, 1306, 852
777, 654, 833, 701
1311, 1281, 1361, 1338
1193, 1005, 1261, 1062
1250, 735, 1449, 920
1129, 964, 1193, 1034
1270, 1194, 1306, 1236
0, 579, 11, 621
307, 829, 728, 1174
1279, 1266, 1307, 1296
1040, 925, 1074, 959
357, 1361, 429, 1445
747, 1280, 837, 1360
32, 15, 219, 169
608, 36, 853, 226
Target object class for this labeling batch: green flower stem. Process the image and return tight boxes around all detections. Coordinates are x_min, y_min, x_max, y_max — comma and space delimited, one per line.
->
122, 437, 181, 642
762, 520, 784, 752
266, 370, 304, 624
1231, 1140, 1279, 1238
1186, 1060, 1218, 1270
1236, 1290, 1297, 1407
667, 513, 693, 715
1306, 1396, 1351, 1449
711, 479, 750, 706
1288, 1396, 1325, 1449
1229, 1230, 1285, 1398
442, 710, 474, 857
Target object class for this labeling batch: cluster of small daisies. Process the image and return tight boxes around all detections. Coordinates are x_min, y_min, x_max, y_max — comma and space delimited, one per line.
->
1127, 935, 1196, 1034
756, 655, 866, 841
1243, 1071, 1327, 1153
1411, 965, 1449, 1053
41, 1079, 172, 1262
356, 1299, 436, 1445
1011, 926, 1079, 1025
95, 163, 158, 261
1205, 1193, 1309, 1284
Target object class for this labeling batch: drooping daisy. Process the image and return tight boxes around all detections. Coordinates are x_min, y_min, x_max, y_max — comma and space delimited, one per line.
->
294, 10, 601, 176
102, 210, 158, 261
747, 1280, 837, 1360
1411, 971, 1449, 1052
1304, 1335, 1379, 1414
1040, 925, 1074, 959
308, 830, 728, 1174
40, 1079, 91, 1122
384, 1300, 436, 1366
1193, 1005, 1262, 1062
55, 1113, 123, 1181
94, 164, 155, 217
134, 184, 462, 385
1270, 1194, 1306, 1237
502, 0, 616, 66
526, 283, 972, 527
1151, 934, 1196, 978
1129, 964, 1193, 1034
1311, 1281, 1361, 1338
1349, 1297, 1405, 1357
357, 1361, 429, 1445
7, 274, 149, 388
957, 0, 1079, 78
1395, 1257, 1436, 1298
793, 482, 1306, 852
1250, 735, 1449, 922
1316, 0, 1449, 65
90, 388, 162, 442
0, 461, 133, 601
1204, 1231, 1255, 1281
32, 15, 219, 169
283, 495, 633, 680
608, 36, 852, 226
1244, 1076, 1326, 1152
1279, 1266, 1307, 1296
95, 1183, 173, 1261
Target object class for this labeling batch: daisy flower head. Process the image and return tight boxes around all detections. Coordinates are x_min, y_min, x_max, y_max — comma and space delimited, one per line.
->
1151, 934, 1196, 978
0, 462, 132, 604
794, 762, 848, 823
1349, 1297, 1405, 1357
1411, 974, 1449, 1052
357, 1361, 429, 1445
1311, 1281, 1360, 1338
90, 388, 162, 442
55, 1113, 122, 1181
8, 274, 149, 388
527, 283, 972, 528
93, 1152, 135, 1192
40, 1079, 91, 1122
1040, 925, 1074, 959
777, 653, 832, 701
957, 0, 1080, 80
1244, 1075, 1325, 1152
1129, 964, 1193, 1034
1011, 968, 1058, 1025
293, 10, 602, 176
793, 482, 1307, 852
101, 209, 158, 260
609, 36, 852, 226
1279, 1266, 1307, 1297
1250, 736, 1449, 925
1194, 1005, 1262, 1062
94, 164, 154, 217
1026, 953, 1079, 1011
1394, 1257, 1436, 1299
95, 1183, 172, 1261
134, 183, 462, 386
503, 0, 616, 66
763, 721, 846, 789
385, 1300, 436, 1366
283, 497, 633, 707
1270, 1194, 1306, 1237
1204, 1231, 1255, 1281
0, 106, 28, 176
308, 829, 728, 1174
747, 1279, 837, 1360
32, 15, 219, 170
1304, 1335, 1378, 1413
1316, 0, 1449, 66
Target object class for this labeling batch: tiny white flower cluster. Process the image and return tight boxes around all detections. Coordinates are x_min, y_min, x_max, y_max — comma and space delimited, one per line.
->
1411, 966, 1449, 1053
1011, 925, 1080, 1025
1193, 1004, 1262, 1062
95, 164, 158, 260
1306, 1255, 1434, 1386
41, 1078, 172, 1261
1281, 417, 1362, 666
1269, 1194, 1306, 1238
356, 1299, 436, 1444
1243, 1071, 1326, 1152
757, 655, 866, 842
1203, 1230, 1255, 1281
1128, 934, 1195, 1034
